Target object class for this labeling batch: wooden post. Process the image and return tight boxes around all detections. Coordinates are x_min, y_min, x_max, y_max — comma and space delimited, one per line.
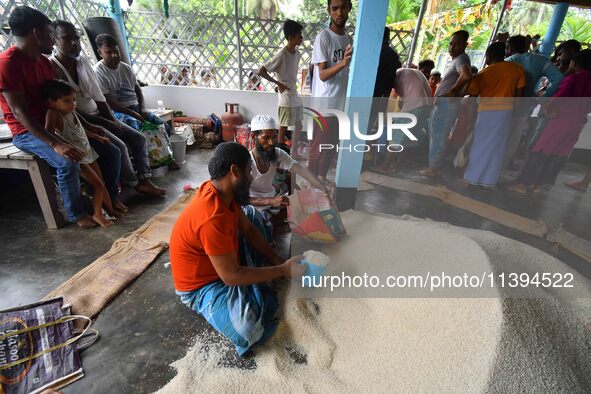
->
28, 157, 67, 229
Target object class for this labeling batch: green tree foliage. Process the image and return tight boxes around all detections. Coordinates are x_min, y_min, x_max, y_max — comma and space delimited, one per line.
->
387, 0, 421, 24
561, 15, 591, 44
134, 0, 228, 14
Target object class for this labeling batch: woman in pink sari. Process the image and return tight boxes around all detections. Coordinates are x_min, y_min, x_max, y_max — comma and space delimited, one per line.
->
507, 50, 591, 193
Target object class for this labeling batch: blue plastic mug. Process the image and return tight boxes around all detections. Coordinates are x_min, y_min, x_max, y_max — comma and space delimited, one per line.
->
300, 258, 327, 287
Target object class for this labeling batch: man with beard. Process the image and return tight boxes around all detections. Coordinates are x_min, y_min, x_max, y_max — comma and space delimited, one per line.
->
49, 21, 166, 197
248, 115, 328, 229
308, 0, 353, 184
169, 142, 305, 356
0, 7, 95, 228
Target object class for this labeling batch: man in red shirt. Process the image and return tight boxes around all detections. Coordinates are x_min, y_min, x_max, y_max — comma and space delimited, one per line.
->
170, 142, 304, 356
0, 6, 94, 227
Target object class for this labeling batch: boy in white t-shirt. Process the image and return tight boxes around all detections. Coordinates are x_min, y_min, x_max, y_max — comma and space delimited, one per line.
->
257, 19, 304, 159
308, 0, 353, 182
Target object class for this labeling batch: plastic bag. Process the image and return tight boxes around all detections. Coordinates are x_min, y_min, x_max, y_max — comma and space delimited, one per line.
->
287, 188, 346, 243
174, 124, 196, 146
140, 121, 173, 168
0, 298, 97, 394
453, 131, 474, 168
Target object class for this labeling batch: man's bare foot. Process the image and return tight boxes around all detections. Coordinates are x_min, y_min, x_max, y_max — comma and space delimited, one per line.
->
136, 180, 167, 197
419, 167, 440, 177
113, 200, 128, 213
76, 215, 97, 228
105, 207, 122, 219
168, 161, 181, 170
92, 214, 114, 228
505, 183, 528, 194
564, 180, 589, 192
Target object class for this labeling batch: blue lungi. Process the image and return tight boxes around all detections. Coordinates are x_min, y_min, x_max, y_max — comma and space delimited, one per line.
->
176, 205, 277, 356
114, 104, 172, 136
464, 110, 513, 187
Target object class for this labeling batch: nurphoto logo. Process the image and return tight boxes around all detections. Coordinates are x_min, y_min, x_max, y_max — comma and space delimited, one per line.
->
304, 107, 418, 152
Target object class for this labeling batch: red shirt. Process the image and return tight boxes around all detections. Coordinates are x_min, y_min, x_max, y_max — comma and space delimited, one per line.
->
0, 46, 55, 135
169, 181, 240, 292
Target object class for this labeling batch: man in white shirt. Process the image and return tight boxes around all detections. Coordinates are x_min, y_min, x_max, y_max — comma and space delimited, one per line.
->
257, 19, 304, 159
420, 30, 472, 178
308, 0, 353, 183
248, 115, 327, 229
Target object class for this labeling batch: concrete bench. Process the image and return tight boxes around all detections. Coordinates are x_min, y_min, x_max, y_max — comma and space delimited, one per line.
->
0, 141, 66, 228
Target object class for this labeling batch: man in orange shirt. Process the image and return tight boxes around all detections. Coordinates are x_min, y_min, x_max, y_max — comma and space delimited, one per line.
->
464, 41, 525, 188
169, 142, 304, 356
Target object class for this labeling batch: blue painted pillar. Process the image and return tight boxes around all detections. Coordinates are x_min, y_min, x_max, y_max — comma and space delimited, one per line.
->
539, 2, 569, 58
334, 0, 389, 210
109, 0, 131, 61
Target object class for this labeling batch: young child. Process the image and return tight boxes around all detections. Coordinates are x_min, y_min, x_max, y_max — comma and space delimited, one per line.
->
428, 71, 441, 97
42, 79, 123, 227
256, 19, 304, 159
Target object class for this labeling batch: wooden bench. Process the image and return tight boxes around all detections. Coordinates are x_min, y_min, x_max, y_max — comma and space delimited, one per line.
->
0, 141, 66, 228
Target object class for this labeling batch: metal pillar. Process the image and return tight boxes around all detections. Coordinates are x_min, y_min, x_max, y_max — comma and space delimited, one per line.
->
57, 0, 66, 20
539, 2, 570, 58
334, 0, 390, 210
234, 0, 244, 90
108, 0, 131, 60
407, 0, 429, 67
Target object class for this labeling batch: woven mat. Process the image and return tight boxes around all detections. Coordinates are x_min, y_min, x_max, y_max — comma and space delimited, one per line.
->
44, 189, 196, 318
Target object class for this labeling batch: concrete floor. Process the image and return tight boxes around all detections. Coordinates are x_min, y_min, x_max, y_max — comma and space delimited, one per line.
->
1, 147, 590, 393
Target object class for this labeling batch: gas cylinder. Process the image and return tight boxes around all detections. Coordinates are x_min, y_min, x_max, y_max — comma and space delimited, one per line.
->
221, 103, 244, 142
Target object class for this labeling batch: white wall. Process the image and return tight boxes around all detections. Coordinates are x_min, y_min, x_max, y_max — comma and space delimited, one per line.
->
142, 85, 279, 125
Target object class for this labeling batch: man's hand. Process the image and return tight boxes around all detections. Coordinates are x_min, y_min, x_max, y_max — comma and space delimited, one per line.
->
140, 109, 150, 120
341, 44, 353, 67
270, 195, 289, 207
277, 81, 290, 93
87, 125, 106, 136
110, 122, 124, 137
281, 255, 306, 279
52, 142, 84, 162
131, 111, 145, 122
95, 135, 111, 144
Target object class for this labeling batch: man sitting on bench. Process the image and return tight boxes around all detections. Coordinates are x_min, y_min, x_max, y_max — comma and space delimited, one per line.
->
0, 6, 95, 228
50, 20, 166, 197
93, 34, 172, 137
